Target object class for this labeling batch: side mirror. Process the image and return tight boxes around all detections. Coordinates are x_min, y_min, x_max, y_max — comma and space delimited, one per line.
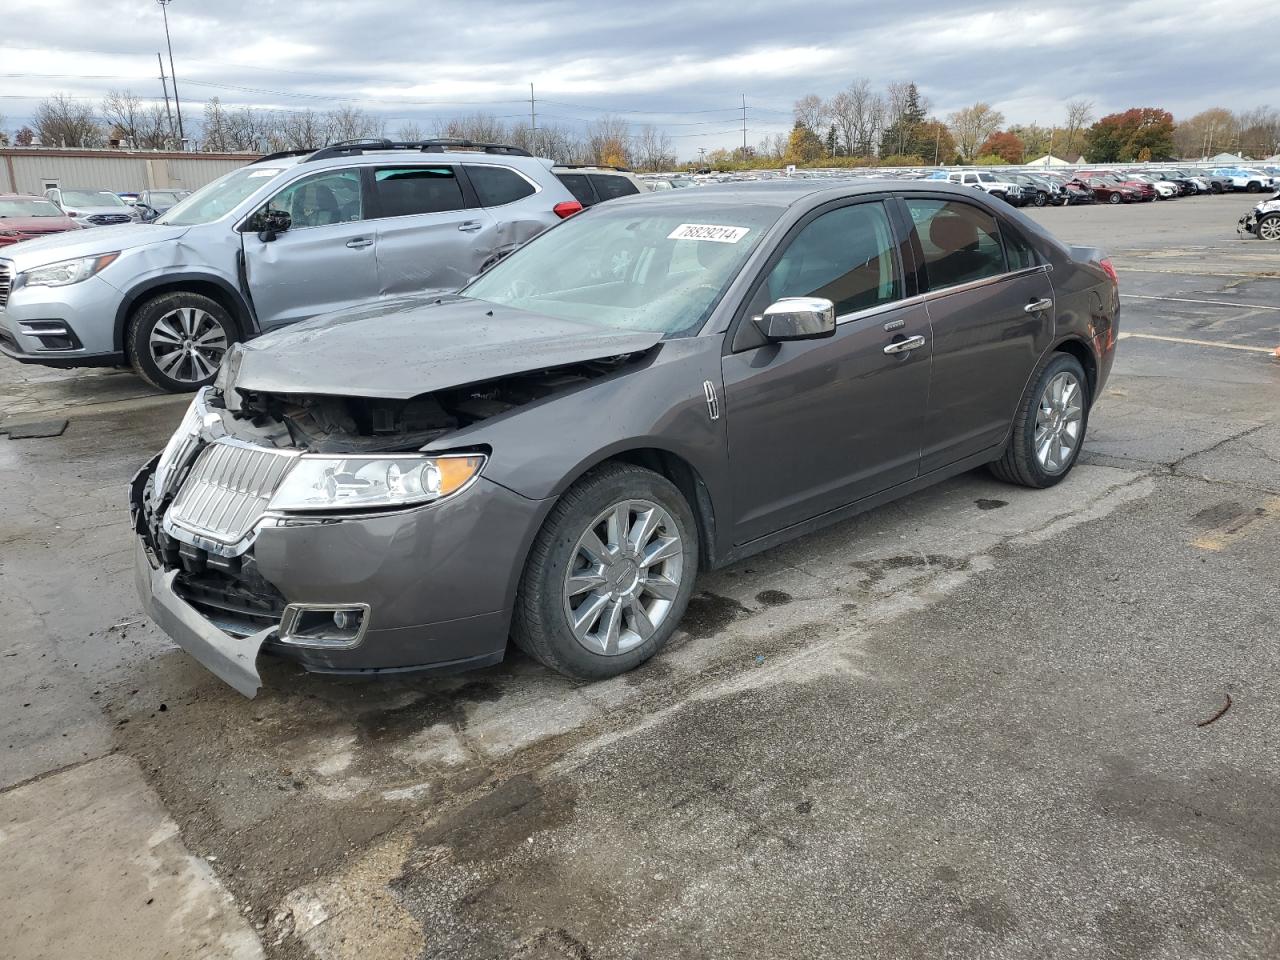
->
753, 297, 837, 342
250, 209, 291, 242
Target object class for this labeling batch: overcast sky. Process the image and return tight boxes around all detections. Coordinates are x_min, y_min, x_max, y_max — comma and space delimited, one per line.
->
3, 0, 1277, 157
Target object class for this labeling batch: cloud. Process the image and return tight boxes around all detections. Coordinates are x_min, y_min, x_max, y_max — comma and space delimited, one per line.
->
1, 0, 1276, 156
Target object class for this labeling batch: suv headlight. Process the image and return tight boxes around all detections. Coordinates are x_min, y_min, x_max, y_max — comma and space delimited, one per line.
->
269, 454, 485, 512
20, 252, 120, 288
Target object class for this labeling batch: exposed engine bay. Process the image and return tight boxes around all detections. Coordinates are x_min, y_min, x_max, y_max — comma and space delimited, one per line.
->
213, 353, 644, 453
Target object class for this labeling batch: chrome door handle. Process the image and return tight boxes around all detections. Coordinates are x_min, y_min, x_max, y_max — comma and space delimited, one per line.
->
345, 237, 374, 249
1024, 298, 1053, 314
883, 335, 926, 355
458, 221, 483, 232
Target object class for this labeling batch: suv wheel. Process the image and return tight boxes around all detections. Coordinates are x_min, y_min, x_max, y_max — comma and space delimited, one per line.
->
1247, 181, 1262, 193
989, 352, 1089, 489
128, 292, 237, 393
1257, 214, 1280, 241
512, 463, 699, 679
1033, 192, 1047, 207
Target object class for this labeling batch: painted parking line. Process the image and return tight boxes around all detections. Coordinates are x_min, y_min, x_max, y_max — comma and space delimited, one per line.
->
1117, 332, 1277, 354
1120, 293, 1280, 312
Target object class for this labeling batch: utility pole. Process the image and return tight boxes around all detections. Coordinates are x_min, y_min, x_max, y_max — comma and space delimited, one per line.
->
157, 52, 175, 142
157, 0, 184, 145
741, 94, 747, 155
529, 83, 536, 151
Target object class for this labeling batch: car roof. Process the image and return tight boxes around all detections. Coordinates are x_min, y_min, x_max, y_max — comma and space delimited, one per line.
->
0, 193, 52, 201
599, 178, 1004, 211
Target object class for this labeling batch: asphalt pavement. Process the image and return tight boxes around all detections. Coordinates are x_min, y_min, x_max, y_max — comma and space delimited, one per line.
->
1, 192, 1276, 960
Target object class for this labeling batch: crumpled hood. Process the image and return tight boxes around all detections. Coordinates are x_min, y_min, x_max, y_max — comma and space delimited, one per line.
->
230, 295, 664, 399
0, 223, 188, 267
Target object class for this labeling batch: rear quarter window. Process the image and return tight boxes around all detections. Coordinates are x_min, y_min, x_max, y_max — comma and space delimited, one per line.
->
466, 165, 537, 207
555, 173, 597, 207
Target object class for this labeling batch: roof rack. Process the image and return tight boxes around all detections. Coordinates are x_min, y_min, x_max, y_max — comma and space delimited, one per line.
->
301, 138, 532, 163
553, 163, 634, 173
251, 148, 316, 165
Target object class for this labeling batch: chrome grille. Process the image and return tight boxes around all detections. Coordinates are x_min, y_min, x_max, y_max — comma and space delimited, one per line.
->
88, 213, 131, 225
167, 440, 296, 544
0, 263, 12, 308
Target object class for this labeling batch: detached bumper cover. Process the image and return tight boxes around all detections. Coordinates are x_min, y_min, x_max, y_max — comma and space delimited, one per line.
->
134, 538, 269, 697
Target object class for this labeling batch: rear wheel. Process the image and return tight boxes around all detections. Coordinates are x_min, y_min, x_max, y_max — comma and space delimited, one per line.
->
989, 352, 1089, 489
512, 463, 699, 679
1247, 181, 1262, 193
1034, 192, 1047, 207
128, 292, 237, 393
1257, 214, 1280, 241
1108, 192, 1122, 205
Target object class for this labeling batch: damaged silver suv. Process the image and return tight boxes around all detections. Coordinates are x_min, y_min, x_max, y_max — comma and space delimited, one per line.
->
0, 139, 580, 392
132, 181, 1119, 698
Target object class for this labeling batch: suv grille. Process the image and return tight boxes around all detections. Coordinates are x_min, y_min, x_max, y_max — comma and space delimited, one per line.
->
88, 213, 131, 226
0, 263, 11, 308
168, 440, 296, 544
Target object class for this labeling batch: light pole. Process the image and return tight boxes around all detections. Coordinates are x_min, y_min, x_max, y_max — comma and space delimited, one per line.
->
157, 0, 184, 146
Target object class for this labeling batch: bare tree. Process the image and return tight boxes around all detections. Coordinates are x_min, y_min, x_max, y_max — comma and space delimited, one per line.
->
396, 121, 426, 142
327, 106, 384, 143
1062, 99, 1094, 157
586, 114, 632, 166
0, 112, 7, 147
1235, 105, 1280, 159
279, 109, 331, 150
947, 102, 1005, 160
202, 97, 230, 152
793, 93, 827, 132
634, 124, 675, 171
35, 94, 101, 148
436, 112, 508, 143
827, 78, 883, 156
101, 89, 150, 145
137, 104, 172, 149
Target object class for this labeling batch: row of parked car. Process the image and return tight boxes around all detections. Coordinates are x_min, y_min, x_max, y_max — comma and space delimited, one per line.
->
0, 188, 195, 248
923, 166, 1279, 207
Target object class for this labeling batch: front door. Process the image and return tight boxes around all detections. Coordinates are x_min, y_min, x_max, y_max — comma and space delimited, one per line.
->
243, 167, 380, 330
899, 195, 1056, 472
721, 199, 932, 545
369, 164, 499, 296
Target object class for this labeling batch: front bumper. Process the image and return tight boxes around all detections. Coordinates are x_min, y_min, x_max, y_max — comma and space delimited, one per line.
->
130, 445, 553, 696
0, 269, 125, 365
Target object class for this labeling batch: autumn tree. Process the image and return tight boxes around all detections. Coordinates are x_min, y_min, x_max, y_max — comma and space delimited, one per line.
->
977, 131, 1024, 164
948, 102, 1004, 161
917, 119, 957, 164
586, 115, 631, 167
1085, 108, 1175, 162
785, 121, 824, 163
793, 94, 828, 134
1008, 123, 1051, 158
1173, 107, 1235, 159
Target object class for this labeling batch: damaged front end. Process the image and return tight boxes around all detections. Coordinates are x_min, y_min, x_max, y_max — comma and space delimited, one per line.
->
130, 345, 652, 696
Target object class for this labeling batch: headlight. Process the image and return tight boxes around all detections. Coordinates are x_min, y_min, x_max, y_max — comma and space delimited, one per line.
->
20, 252, 120, 288
268, 454, 485, 512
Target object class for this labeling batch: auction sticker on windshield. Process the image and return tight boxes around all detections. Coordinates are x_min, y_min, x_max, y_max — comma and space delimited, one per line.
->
667, 223, 750, 243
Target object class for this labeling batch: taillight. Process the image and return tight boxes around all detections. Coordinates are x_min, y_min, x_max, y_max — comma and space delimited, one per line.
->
553, 201, 583, 219
1098, 258, 1119, 287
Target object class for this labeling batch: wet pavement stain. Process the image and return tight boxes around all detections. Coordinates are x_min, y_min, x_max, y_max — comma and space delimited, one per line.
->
357, 679, 506, 741
755, 589, 793, 607
848, 554, 970, 588
976, 498, 1009, 511
678, 591, 750, 639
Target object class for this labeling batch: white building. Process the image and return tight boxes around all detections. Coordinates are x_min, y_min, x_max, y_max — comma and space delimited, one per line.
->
0, 147, 258, 196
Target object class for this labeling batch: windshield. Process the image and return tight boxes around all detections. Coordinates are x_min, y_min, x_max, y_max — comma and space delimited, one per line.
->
463, 202, 780, 337
158, 166, 287, 226
60, 190, 126, 208
146, 191, 185, 205
0, 198, 64, 218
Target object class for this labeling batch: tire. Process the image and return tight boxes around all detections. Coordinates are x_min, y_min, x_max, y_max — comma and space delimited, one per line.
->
127, 292, 238, 393
1210, 183, 1223, 194
1108, 192, 1122, 205
1247, 181, 1262, 193
1257, 214, 1280, 242
1034, 192, 1047, 207
512, 462, 700, 680
989, 352, 1090, 489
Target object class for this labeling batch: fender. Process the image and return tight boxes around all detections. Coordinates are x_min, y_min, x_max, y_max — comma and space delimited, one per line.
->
113, 271, 259, 354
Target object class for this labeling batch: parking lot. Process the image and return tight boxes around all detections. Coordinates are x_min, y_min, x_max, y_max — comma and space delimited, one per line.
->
2, 192, 1277, 959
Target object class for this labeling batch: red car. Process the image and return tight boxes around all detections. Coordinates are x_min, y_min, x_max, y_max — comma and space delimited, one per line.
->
1076, 170, 1156, 201
0, 194, 82, 247
1070, 177, 1142, 205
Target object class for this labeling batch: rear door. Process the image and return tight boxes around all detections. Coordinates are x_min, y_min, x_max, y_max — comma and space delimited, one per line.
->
369, 163, 499, 296
898, 194, 1055, 472
242, 167, 380, 330
721, 198, 932, 544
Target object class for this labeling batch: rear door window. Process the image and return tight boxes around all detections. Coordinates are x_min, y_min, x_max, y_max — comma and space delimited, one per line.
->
555, 173, 597, 207
588, 173, 640, 201
373, 166, 469, 217
466, 165, 536, 207
903, 197, 1007, 291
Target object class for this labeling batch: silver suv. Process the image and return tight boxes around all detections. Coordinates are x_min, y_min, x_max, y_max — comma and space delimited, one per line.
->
0, 139, 580, 391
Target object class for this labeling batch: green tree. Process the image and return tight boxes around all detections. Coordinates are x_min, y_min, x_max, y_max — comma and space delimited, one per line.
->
880, 82, 928, 157
786, 121, 824, 163
825, 124, 838, 157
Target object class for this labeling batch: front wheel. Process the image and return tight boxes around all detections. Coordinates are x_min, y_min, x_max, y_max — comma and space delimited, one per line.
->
1257, 214, 1280, 241
989, 352, 1089, 489
128, 292, 237, 393
1108, 192, 1122, 204
1247, 181, 1262, 193
1034, 192, 1047, 207
512, 463, 699, 679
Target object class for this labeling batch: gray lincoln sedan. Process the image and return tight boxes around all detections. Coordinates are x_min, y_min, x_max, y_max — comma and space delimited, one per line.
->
131, 180, 1118, 697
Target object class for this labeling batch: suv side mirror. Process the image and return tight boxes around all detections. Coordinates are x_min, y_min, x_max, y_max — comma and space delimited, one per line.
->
249, 209, 292, 242
753, 297, 837, 342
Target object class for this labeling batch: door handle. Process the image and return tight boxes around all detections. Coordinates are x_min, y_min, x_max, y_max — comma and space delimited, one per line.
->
458, 221, 483, 233
883, 335, 926, 355
1024, 298, 1053, 314
345, 237, 374, 249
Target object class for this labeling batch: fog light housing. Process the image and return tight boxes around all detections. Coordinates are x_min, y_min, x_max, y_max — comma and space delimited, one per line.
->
278, 603, 370, 650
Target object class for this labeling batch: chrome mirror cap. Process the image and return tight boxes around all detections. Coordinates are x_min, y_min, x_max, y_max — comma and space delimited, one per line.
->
753, 297, 837, 342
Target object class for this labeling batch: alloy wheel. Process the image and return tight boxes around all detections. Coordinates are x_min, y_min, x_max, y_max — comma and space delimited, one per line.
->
1034, 371, 1084, 474
562, 498, 684, 656
149, 307, 229, 384
1259, 217, 1280, 241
